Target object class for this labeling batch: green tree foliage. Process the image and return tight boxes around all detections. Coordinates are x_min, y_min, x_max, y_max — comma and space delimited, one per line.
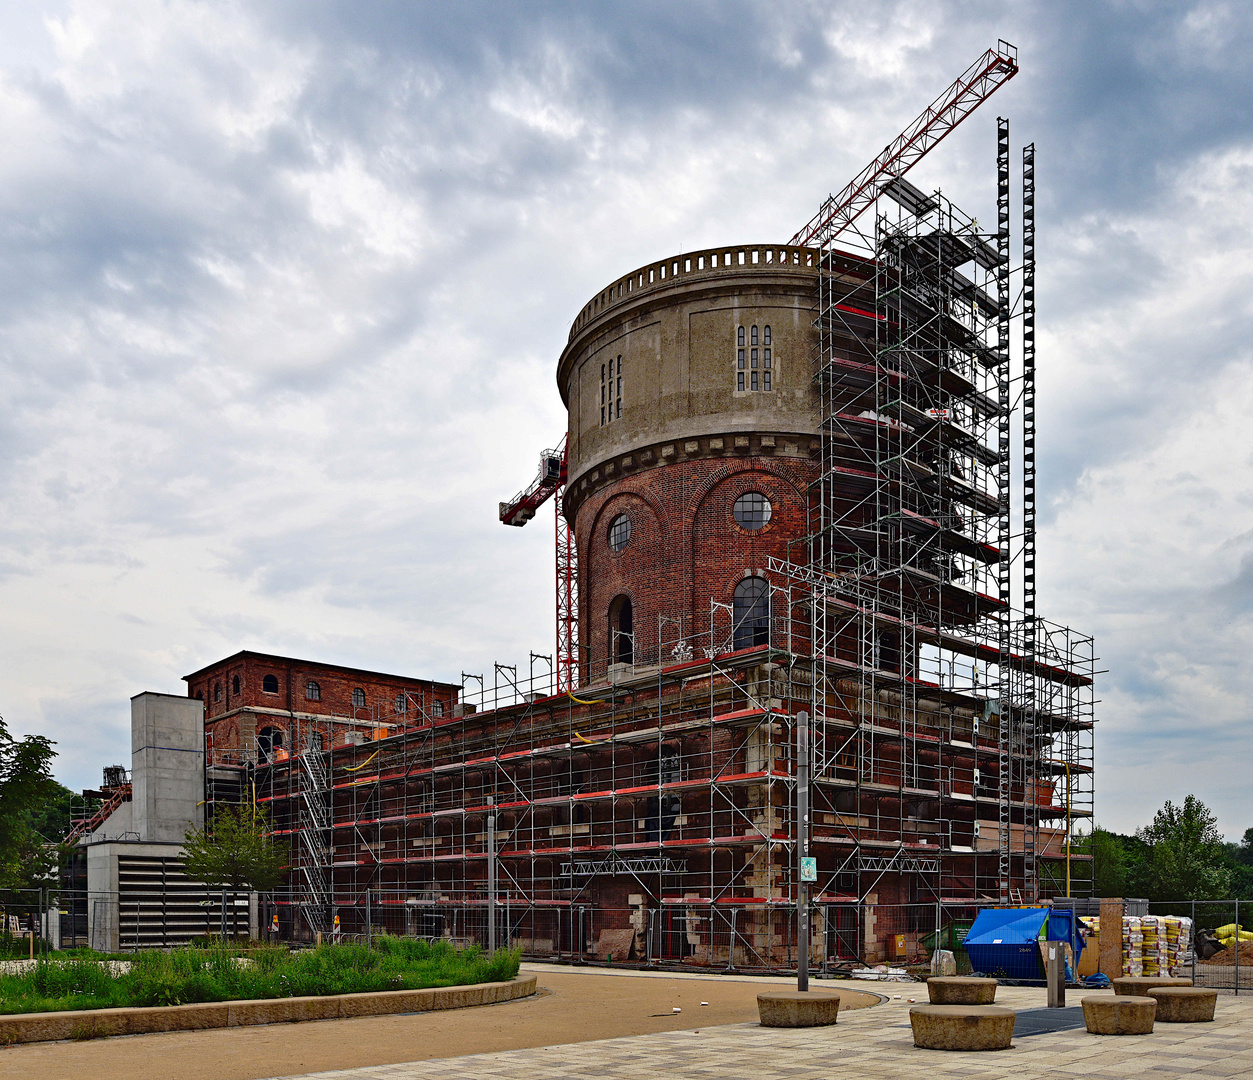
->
1130, 795, 1232, 902
182, 805, 285, 891
0, 715, 60, 891
1092, 826, 1129, 897
9, 782, 76, 892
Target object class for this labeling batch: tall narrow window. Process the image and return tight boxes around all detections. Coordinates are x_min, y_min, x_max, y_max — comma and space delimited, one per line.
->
735, 325, 774, 392
352, 687, 366, 708
609, 595, 634, 666
732, 577, 771, 650
601, 355, 623, 423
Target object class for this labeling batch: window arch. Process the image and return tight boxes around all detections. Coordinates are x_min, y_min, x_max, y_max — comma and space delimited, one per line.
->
395, 693, 408, 713
231, 675, 241, 696
732, 576, 770, 650
305, 680, 321, 701
256, 726, 283, 764
352, 687, 366, 709
601, 354, 623, 425
262, 674, 279, 694
432, 699, 445, 717
213, 682, 222, 702
608, 595, 634, 666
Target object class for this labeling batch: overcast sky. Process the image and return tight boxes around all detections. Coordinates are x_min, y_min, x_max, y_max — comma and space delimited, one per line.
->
0, 1, 1249, 840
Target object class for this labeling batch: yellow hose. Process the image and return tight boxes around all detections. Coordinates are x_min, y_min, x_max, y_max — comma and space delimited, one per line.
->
342, 750, 379, 772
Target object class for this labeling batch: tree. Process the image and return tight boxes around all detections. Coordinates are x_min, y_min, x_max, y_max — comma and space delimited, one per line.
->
1092, 827, 1129, 897
1131, 795, 1231, 902
182, 804, 285, 891
0, 714, 59, 891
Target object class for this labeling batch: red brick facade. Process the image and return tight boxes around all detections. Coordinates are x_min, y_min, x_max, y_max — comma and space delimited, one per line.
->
185, 651, 460, 761
575, 454, 818, 680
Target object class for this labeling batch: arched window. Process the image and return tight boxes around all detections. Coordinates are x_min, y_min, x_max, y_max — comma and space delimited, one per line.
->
262, 674, 279, 694
732, 577, 770, 650
601, 354, 623, 424
395, 693, 408, 713
305, 680, 321, 701
257, 726, 283, 764
432, 699, 445, 717
195, 690, 204, 701
609, 595, 634, 666
352, 687, 366, 709
213, 683, 222, 702
231, 675, 241, 696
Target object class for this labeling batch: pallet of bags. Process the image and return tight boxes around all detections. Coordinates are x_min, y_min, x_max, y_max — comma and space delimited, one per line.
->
1141, 915, 1165, 976
1121, 915, 1143, 977
1163, 916, 1192, 976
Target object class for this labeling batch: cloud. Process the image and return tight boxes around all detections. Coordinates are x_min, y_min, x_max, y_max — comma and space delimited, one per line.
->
0, 1, 1249, 842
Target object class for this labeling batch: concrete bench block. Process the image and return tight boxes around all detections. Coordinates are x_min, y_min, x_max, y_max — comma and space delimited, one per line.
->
1148, 986, 1218, 1023
757, 990, 841, 1027
926, 976, 998, 1005
909, 1005, 1015, 1051
1082, 995, 1156, 1035
1112, 976, 1191, 996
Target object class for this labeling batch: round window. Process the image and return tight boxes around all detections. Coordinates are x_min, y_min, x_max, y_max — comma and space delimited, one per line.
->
733, 492, 772, 531
608, 514, 632, 552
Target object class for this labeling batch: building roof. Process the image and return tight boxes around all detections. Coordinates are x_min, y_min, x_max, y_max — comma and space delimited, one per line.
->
182, 650, 462, 691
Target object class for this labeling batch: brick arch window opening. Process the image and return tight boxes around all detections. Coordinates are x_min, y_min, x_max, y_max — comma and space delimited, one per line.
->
352, 687, 366, 709
305, 680, 321, 701
877, 631, 901, 672
213, 682, 222, 703
256, 725, 283, 764
231, 675, 241, 696
395, 692, 408, 714
733, 491, 772, 531
732, 576, 771, 650
609, 594, 634, 666
262, 674, 279, 694
432, 699, 445, 717
736, 324, 772, 392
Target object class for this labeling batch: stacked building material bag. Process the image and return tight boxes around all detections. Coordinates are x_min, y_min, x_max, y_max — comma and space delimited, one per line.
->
1121, 915, 1143, 977
1163, 916, 1193, 976
1141, 915, 1165, 976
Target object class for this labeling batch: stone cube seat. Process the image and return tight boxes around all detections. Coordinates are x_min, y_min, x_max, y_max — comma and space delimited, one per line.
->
1147, 986, 1218, 1023
926, 976, 998, 1005
909, 1005, 1015, 1051
1081, 995, 1156, 1035
1112, 976, 1192, 996
757, 991, 840, 1028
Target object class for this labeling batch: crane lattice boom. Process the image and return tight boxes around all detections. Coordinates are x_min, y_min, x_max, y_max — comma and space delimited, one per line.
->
791, 40, 1018, 249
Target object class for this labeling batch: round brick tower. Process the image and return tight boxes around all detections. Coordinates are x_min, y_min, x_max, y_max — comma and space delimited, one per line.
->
557, 243, 823, 681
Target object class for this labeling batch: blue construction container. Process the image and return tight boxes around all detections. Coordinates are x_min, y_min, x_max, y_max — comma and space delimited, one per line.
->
962, 908, 1049, 981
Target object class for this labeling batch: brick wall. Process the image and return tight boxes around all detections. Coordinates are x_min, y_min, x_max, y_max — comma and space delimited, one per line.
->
575, 454, 818, 679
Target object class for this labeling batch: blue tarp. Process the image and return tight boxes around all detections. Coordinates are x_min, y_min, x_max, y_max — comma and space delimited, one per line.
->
963, 908, 1050, 981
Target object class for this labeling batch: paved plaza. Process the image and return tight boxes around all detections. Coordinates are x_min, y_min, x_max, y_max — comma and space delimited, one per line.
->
270, 983, 1253, 1080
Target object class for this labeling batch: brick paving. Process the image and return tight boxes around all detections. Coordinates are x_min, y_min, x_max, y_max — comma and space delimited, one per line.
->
267, 985, 1253, 1080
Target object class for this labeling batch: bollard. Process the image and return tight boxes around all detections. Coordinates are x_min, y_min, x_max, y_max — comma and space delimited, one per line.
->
1047, 943, 1066, 1008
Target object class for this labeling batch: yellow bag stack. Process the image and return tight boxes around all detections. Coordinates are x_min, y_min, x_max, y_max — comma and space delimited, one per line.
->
1141, 915, 1163, 976
1163, 916, 1192, 976
1121, 915, 1143, 977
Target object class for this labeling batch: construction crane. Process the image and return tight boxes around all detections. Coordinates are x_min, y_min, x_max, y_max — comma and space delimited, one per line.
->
792, 41, 1018, 248
500, 42, 1017, 696
499, 436, 578, 693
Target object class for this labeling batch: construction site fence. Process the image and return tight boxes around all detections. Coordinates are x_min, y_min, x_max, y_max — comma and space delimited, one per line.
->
1149, 899, 1250, 995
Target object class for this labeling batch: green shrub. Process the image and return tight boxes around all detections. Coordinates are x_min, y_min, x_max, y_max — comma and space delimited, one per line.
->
0, 936, 521, 1015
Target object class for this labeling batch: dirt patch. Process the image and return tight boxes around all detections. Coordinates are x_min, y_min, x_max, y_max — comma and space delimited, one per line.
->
0, 967, 879, 1080
1199, 942, 1253, 967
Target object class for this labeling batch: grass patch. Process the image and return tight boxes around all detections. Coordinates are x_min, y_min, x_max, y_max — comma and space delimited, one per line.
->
0, 937, 521, 1015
